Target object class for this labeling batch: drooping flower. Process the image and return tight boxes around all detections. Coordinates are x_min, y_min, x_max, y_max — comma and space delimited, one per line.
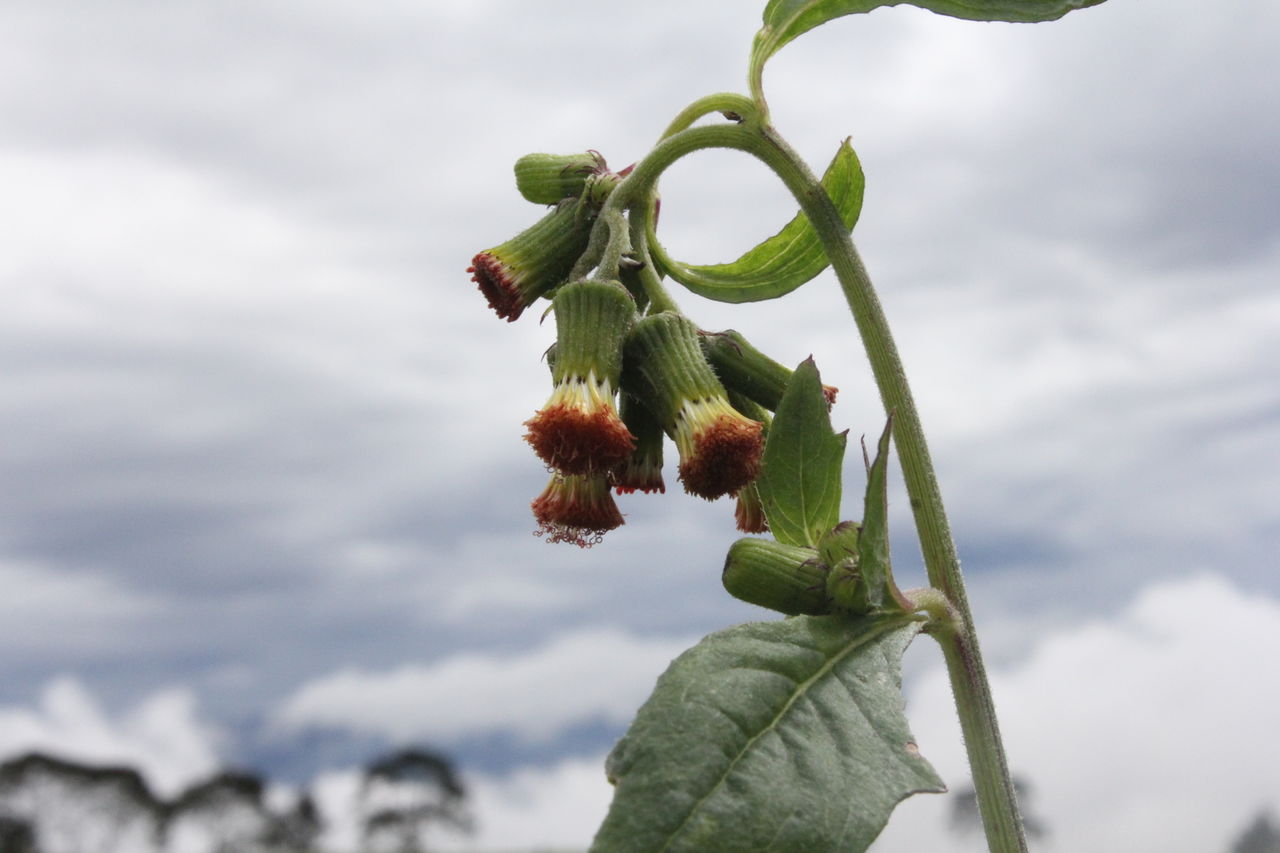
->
531, 472, 624, 547
622, 312, 764, 500
700, 329, 838, 410
468, 198, 595, 322
524, 280, 636, 474
611, 392, 665, 495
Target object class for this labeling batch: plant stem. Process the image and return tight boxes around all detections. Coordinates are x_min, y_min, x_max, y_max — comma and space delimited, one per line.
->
752, 126, 1029, 853
614, 109, 1028, 852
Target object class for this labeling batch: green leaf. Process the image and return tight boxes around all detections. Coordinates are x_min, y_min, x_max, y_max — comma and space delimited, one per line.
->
827, 418, 912, 614
751, 0, 1108, 102
659, 140, 863, 303
757, 358, 847, 547
590, 614, 944, 853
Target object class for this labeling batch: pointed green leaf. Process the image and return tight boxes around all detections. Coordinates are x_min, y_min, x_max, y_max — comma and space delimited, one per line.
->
757, 358, 846, 547
751, 0, 1108, 102
659, 140, 863, 303
828, 418, 912, 614
590, 614, 944, 853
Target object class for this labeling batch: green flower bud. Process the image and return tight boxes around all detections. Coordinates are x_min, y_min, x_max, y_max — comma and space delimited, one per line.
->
722, 538, 830, 616
701, 329, 838, 411
525, 280, 637, 475
468, 198, 596, 322
821, 521, 866, 613
514, 151, 608, 205
623, 313, 764, 500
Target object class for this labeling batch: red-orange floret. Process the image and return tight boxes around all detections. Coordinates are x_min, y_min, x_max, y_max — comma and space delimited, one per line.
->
524, 376, 635, 475
734, 486, 769, 534
678, 413, 764, 501
531, 474, 625, 548
612, 455, 666, 495
468, 252, 526, 322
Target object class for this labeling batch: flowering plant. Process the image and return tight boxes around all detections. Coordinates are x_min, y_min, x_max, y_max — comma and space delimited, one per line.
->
472, 0, 1106, 850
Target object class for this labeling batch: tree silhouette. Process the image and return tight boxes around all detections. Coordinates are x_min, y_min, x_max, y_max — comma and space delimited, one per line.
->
1230, 810, 1280, 853
358, 748, 472, 853
0, 814, 39, 853
164, 770, 275, 853
0, 752, 166, 852
260, 790, 323, 852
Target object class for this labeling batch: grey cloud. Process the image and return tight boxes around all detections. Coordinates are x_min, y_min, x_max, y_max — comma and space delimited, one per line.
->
0, 0, 1275, 784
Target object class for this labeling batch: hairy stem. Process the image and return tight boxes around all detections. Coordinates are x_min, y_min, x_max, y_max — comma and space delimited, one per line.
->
753, 125, 1029, 853
614, 109, 1028, 853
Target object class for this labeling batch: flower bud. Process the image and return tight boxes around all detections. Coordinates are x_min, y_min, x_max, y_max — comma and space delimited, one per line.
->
821, 521, 866, 613
532, 472, 624, 547
722, 538, 830, 616
525, 280, 637, 475
612, 393, 666, 494
514, 151, 608, 205
468, 198, 596, 322
623, 313, 764, 500
701, 329, 838, 410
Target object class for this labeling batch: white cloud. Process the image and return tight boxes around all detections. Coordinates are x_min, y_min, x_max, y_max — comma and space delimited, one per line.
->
0, 678, 221, 798
447, 754, 614, 852
873, 573, 1280, 852
273, 628, 695, 743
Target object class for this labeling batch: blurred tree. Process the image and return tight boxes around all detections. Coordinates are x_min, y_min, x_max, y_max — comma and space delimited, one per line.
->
260, 790, 324, 852
0, 814, 39, 853
0, 752, 165, 852
164, 770, 274, 853
358, 748, 472, 853
1230, 810, 1280, 853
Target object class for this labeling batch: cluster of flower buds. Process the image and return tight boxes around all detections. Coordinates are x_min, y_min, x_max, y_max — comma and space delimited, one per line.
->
470, 151, 838, 546
722, 519, 910, 618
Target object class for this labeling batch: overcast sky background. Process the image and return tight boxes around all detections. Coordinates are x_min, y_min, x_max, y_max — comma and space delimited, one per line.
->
1, 1, 1277, 850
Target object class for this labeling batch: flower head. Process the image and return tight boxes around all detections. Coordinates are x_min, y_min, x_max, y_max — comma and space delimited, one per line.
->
623, 313, 763, 500
532, 472, 624, 547
670, 397, 764, 500
524, 280, 636, 474
611, 393, 666, 495
468, 198, 595, 322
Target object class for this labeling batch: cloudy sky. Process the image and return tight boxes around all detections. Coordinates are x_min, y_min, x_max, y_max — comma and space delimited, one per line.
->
1, 1, 1277, 850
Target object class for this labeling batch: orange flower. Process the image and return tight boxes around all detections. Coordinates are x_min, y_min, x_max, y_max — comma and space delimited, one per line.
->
531, 473, 624, 548
523, 280, 637, 474
622, 313, 763, 501
524, 371, 634, 475
468, 199, 595, 322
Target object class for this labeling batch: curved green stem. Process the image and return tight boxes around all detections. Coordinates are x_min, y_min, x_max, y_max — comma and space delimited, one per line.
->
659, 92, 759, 140
752, 126, 1028, 853
627, 191, 680, 314
755, 125, 1025, 853
612, 109, 1027, 853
